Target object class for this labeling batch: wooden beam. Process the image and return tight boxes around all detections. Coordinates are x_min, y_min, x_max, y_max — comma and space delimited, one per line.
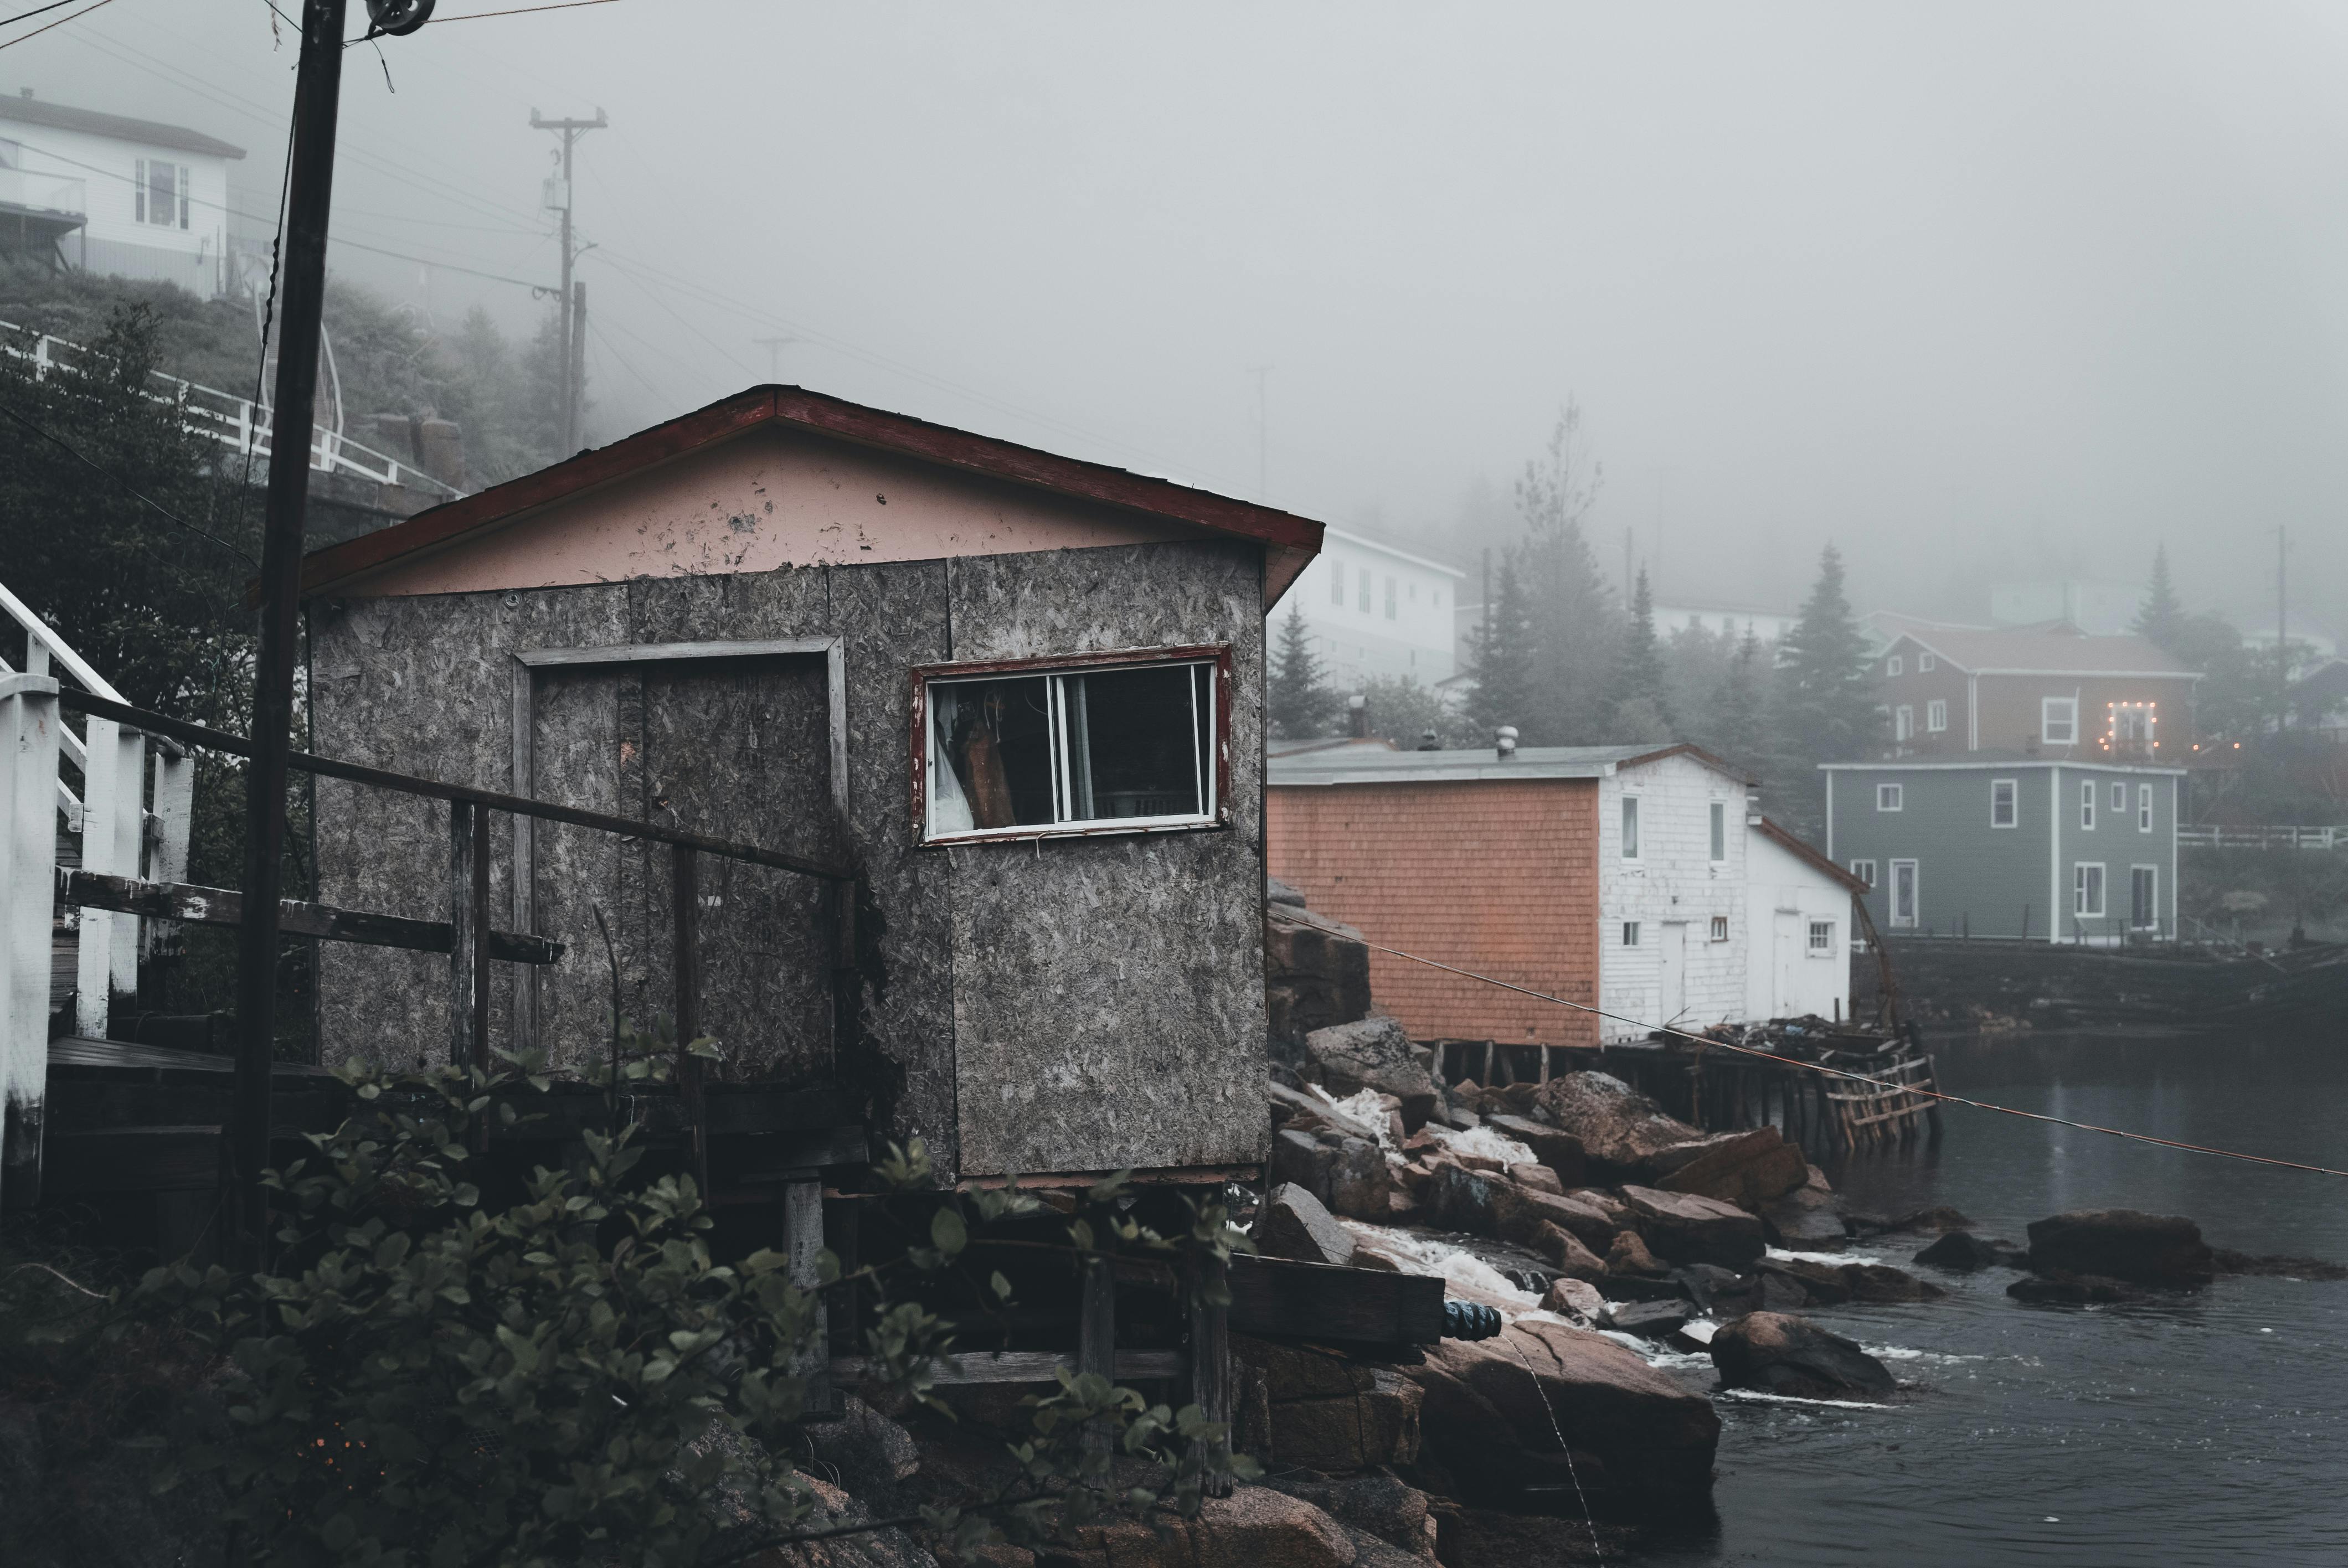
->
60, 869, 562, 964
1, 675, 61, 1213
1187, 1250, 1233, 1498
1226, 1253, 1445, 1347
785, 1179, 829, 1414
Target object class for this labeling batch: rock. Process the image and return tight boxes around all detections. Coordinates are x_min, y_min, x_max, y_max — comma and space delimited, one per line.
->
2212, 1249, 2348, 1280
2007, 1271, 2149, 1306
1707, 1312, 1897, 1401
1669, 1317, 1718, 1352
1270, 1472, 1439, 1564
1533, 1071, 1707, 1180
1233, 1337, 1424, 1472
1759, 1258, 1850, 1306
2026, 1210, 2216, 1286
1532, 1221, 1609, 1282
1657, 1127, 1810, 1209
1037, 1484, 1356, 1568
1485, 1115, 1588, 1186
1539, 1276, 1606, 1321
1914, 1231, 2022, 1272
800, 1394, 921, 1495
1326, 1136, 1395, 1222
765, 1474, 939, 1567
1403, 1320, 1721, 1514
1605, 1299, 1692, 1338
1270, 1128, 1336, 1206
1619, 1185, 1767, 1270
1849, 1205, 1976, 1238
1539, 1190, 1625, 1251
1838, 1263, 1947, 1304
1506, 1162, 1564, 1196
1266, 902, 1375, 1053
1425, 1164, 1619, 1257
1255, 1183, 1358, 1267
1268, 876, 1309, 908
1669, 1262, 1747, 1313
1758, 1163, 1846, 1250
1607, 1229, 1669, 1277
1301, 1017, 1439, 1132
1596, 1272, 1690, 1304
1269, 1080, 1384, 1144
1436, 1104, 1480, 1132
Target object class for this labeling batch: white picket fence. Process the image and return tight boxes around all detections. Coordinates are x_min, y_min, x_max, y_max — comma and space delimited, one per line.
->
0, 317, 465, 501
2177, 824, 2348, 852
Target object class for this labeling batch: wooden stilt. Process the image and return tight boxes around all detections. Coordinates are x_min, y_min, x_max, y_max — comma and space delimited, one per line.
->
786, 1179, 831, 1413
1079, 1255, 1115, 1458
1187, 1250, 1233, 1498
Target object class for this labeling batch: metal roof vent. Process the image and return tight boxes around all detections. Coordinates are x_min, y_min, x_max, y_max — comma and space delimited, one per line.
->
1495, 725, 1519, 760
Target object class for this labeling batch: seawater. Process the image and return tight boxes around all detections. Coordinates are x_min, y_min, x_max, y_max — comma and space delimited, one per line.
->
1621, 1028, 2348, 1567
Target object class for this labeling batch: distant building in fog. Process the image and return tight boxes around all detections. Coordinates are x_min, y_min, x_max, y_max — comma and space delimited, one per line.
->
1282, 527, 1465, 690
1651, 599, 1798, 646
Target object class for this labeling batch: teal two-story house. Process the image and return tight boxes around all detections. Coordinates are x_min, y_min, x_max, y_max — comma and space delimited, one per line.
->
1820, 755, 2183, 944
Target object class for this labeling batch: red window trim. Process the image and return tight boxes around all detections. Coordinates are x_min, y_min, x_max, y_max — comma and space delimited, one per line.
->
908, 643, 1235, 847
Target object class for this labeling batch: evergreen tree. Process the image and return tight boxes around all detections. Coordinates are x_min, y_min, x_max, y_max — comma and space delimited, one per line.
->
1508, 403, 1623, 744
1606, 568, 1674, 741
1266, 603, 1342, 740
1703, 625, 1768, 770
1464, 556, 1541, 741
1767, 545, 1880, 833
2133, 544, 2189, 656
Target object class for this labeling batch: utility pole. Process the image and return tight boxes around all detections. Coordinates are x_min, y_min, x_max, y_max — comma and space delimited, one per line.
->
2277, 524, 2289, 728
532, 107, 605, 452
1247, 365, 1271, 500
753, 336, 799, 381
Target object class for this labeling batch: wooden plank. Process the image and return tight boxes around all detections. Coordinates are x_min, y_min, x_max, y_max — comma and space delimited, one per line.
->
450, 803, 481, 1073
785, 1178, 830, 1414
1226, 1253, 1445, 1346
1079, 1255, 1116, 1455
44, 1125, 219, 1194
60, 869, 562, 964
730, 1124, 871, 1179
673, 846, 708, 1195
829, 1349, 1185, 1387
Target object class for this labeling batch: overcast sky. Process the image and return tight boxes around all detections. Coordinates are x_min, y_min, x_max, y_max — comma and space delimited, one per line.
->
15, 1, 2347, 636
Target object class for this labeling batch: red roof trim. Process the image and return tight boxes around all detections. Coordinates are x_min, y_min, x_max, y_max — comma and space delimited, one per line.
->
285, 385, 1324, 606
1616, 741, 1757, 786
1754, 815, 1869, 894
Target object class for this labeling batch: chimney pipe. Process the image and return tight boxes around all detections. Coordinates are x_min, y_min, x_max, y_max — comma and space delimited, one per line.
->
1495, 725, 1518, 760
1348, 693, 1368, 740
1418, 728, 1441, 751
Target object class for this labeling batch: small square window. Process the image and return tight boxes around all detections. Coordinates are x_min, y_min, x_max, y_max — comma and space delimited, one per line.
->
1886, 655, 1904, 677
2043, 696, 2079, 746
1918, 653, 1937, 673
1877, 783, 1903, 812
1808, 920, 1835, 953
1849, 859, 1877, 889
1621, 921, 1641, 947
1709, 915, 1729, 942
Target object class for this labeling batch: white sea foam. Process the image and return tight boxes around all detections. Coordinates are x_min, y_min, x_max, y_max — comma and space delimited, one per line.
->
1716, 1389, 1899, 1411
1767, 1246, 1891, 1267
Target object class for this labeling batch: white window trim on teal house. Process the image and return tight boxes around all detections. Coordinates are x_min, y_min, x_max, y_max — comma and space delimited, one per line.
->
1927, 698, 1947, 732
1887, 654, 1904, 677
1848, 858, 1876, 889
1991, 777, 2017, 828
1889, 858, 1919, 927
2130, 864, 2160, 930
1919, 653, 1937, 673
1877, 782, 1903, 812
2079, 778, 2095, 829
2073, 861, 2105, 919
1894, 705, 1913, 741
2138, 783, 2154, 832
2111, 782, 2126, 812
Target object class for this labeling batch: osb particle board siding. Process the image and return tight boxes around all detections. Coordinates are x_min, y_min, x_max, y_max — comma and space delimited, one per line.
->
1265, 778, 1600, 1048
942, 541, 1270, 1175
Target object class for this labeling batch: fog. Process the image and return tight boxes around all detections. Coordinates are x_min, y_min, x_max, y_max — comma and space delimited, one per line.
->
17, 1, 2347, 635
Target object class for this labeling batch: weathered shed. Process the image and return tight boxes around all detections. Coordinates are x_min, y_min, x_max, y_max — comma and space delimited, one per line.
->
295, 386, 1322, 1184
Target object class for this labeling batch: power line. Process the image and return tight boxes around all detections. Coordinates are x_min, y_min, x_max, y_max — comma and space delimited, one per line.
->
0, 1, 78, 29
0, 0, 111, 50
0, 399, 257, 565
426, 0, 626, 22
1360, 941, 2348, 1180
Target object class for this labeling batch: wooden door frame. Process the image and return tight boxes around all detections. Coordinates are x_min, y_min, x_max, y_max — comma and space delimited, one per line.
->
507, 637, 848, 1054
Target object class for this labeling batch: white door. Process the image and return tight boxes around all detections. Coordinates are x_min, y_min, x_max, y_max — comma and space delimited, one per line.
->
1659, 921, 1688, 1026
1889, 859, 1919, 929
1773, 911, 1803, 1019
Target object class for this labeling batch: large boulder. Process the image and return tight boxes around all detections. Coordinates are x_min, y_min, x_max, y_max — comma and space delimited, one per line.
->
1619, 1185, 1767, 1270
1269, 1472, 1439, 1564
1532, 1222, 1609, 1282
1037, 1484, 1357, 1568
1707, 1312, 1897, 1401
1301, 1018, 1439, 1132
2008, 1272, 2150, 1306
2025, 1210, 2215, 1286
1255, 1183, 1358, 1267
1270, 1128, 1337, 1208
1403, 1319, 1721, 1515
1484, 1115, 1588, 1187
1266, 897, 1377, 1053
1657, 1127, 1809, 1210
1421, 1162, 1616, 1255
1234, 1336, 1422, 1473
764, 1475, 939, 1567
1533, 1072, 1706, 1181
1325, 1137, 1395, 1223
1914, 1231, 2024, 1272
1758, 1163, 1846, 1250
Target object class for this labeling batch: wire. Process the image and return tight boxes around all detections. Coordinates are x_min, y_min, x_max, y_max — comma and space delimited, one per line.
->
0, 0, 109, 49
425, 0, 625, 21
0, 0, 76, 28
0, 400, 257, 565
1360, 940, 2348, 1180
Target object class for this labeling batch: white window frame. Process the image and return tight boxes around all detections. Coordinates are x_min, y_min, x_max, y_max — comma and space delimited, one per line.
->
2111, 782, 2127, 812
135, 156, 188, 229
2129, 864, 2160, 930
1357, 568, 1372, 612
1990, 777, 2018, 829
1849, 858, 1877, 889
1709, 914, 1729, 942
1918, 653, 1937, 673
1886, 654, 1904, 677
1894, 705, 1914, 742
1877, 782, 1903, 812
2073, 862, 2106, 919
1889, 859, 1919, 928
1927, 698, 1948, 733
1621, 921, 1641, 947
1384, 576, 1398, 620
1708, 800, 1728, 863
1807, 919, 1835, 956
2138, 782, 2154, 833
2043, 695, 2079, 746
916, 647, 1229, 846
1621, 795, 1641, 860
2079, 779, 2095, 830
1329, 561, 1344, 606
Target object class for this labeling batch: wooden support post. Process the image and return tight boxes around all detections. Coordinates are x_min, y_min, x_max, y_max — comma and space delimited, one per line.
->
829, 874, 858, 1073
1, 674, 60, 1212
785, 1179, 831, 1414
1186, 1249, 1233, 1498
75, 716, 143, 1035
1479, 1039, 1494, 1086
1538, 1043, 1552, 1086
1079, 1254, 1116, 1459
673, 845, 708, 1196
449, 802, 482, 1073
143, 744, 194, 966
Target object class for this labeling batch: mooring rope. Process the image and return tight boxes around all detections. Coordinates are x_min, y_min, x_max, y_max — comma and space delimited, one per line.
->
1362, 942, 2348, 1180
1502, 1332, 1605, 1561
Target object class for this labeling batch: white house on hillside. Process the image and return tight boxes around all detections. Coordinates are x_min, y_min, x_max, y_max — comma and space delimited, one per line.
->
0, 90, 244, 298
1281, 526, 1465, 689
1744, 816, 1866, 1023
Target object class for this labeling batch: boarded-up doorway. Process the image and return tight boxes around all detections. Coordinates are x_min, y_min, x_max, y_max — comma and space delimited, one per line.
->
513, 642, 844, 1085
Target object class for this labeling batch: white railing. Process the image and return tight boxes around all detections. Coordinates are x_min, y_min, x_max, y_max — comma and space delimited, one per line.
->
0, 317, 465, 501
0, 579, 192, 1050
2178, 825, 2348, 852
0, 168, 85, 221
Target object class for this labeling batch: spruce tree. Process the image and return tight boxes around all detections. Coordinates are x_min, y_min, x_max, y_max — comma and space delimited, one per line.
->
2131, 544, 2189, 657
1704, 625, 1768, 770
1266, 603, 1341, 740
1464, 558, 1541, 742
1606, 568, 1674, 740
1510, 403, 1623, 744
1767, 545, 1880, 833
